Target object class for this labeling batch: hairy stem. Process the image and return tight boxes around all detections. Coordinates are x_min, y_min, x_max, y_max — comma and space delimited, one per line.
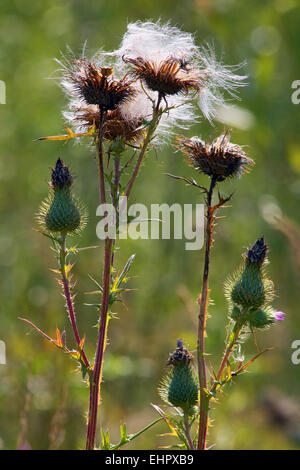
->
59, 234, 89, 369
197, 176, 217, 450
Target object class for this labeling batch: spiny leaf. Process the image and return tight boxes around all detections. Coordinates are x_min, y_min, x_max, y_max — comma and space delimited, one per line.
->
88, 274, 103, 292
33, 228, 61, 244
35, 125, 96, 142
114, 254, 136, 290
70, 245, 100, 253
232, 347, 274, 376
64, 264, 73, 279
109, 419, 162, 450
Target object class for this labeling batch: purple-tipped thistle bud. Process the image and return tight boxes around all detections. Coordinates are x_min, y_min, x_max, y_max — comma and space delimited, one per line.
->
225, 238, 283, 329
229, 237, 273, 310
51, 158, 73, 189
38, 158, 85, 235
246, 237, 268, 265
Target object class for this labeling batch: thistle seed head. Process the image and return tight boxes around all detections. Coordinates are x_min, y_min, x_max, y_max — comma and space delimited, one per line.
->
176, 133, 254, 182
72, 104, 143, 143
123, 56, 203, 97
111, 21, 247, 121
64, 58, 136, 111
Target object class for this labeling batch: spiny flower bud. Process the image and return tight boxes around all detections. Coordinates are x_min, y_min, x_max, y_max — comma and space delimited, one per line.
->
39, 158, 84, 235
160, 339, 198, 415
225, 237, 281, 330
248, 306, 276, 329
229, 237, 273, 310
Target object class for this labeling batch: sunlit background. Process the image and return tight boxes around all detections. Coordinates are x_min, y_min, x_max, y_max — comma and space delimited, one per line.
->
0, 0, 299, 450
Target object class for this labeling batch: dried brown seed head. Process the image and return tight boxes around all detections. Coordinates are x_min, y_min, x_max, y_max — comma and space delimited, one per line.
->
72, 104, 143, 143
123, 56, 204, 97
176, 133, 254, 182
66, 59, 136, 111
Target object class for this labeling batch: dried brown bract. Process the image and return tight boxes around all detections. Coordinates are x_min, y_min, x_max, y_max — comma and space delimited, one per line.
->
72, 104, 143, 143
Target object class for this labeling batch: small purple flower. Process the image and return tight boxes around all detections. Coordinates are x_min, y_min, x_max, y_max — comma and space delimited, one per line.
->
275, 311, 286, 322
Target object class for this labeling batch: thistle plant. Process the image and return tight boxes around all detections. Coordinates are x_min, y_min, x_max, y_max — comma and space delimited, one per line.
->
155, 134, 285, 449
21, 20, 278, 451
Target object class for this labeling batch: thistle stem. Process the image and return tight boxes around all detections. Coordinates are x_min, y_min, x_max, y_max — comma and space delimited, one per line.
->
213, 323, 242, 386
184, 414, 195, 450
97, 108, 106, 204
86, 238, 112, 450
110, 155, 120, 277
124, 94, 162, 203
59, 234, 89, 369
197, 176, 216, 450
86, 106, 111, 450
86, 94, 162, 449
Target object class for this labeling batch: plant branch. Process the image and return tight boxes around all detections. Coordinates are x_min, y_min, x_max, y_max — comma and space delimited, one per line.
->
59, 233, 89, 369
184, 414, 195, 450
197, 175, 217, 450
214, 322, 242, 384
86, 106, 110, 450
124, 93, 162, 203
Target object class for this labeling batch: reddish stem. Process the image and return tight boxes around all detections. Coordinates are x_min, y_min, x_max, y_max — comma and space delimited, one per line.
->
124, 94, 162, 203
86, 238, 112, 450
86, 95, 162, 449
60, 235, 89, 369
214, 324, 241, 385
85, 107, 111, 450
197, 176, 216, 450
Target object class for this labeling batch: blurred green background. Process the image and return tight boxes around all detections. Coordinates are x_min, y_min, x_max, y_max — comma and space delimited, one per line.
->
0, 0, 299, 450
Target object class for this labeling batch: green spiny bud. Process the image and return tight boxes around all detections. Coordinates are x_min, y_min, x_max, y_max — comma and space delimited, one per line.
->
45, 187, 81, 233
230, 305, 243, 321
229, 238, 272, 310
39, 158, 84, 234
248, 306, 276, 329
160, 339, 198, 415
